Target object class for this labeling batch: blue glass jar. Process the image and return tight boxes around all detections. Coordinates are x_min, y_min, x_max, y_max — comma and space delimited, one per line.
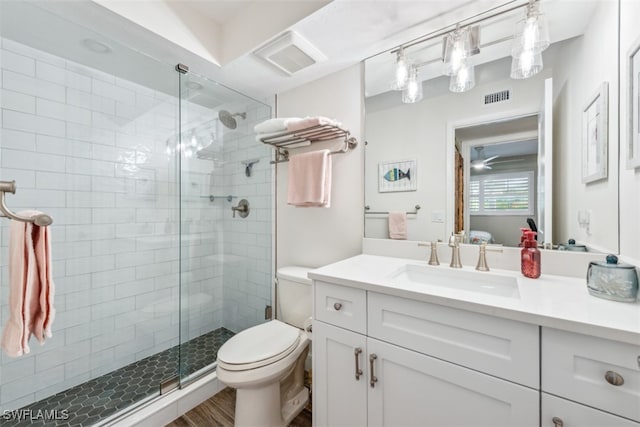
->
587, 255, 639, 302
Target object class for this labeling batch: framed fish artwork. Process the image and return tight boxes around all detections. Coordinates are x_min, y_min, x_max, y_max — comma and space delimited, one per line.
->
378, 159, 417, 192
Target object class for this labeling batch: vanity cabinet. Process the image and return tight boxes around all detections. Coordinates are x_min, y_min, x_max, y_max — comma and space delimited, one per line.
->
541, 328, 640, 425
541, 393, 639, 427
313, 281, 540, 427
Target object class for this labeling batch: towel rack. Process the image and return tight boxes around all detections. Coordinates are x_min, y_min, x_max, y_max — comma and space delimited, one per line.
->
364, 205, 421, 215
260, 124, 358, 164
0, 181, 53, 226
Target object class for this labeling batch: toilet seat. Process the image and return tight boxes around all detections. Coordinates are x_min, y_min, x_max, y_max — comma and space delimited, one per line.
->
217, 320, 302, 371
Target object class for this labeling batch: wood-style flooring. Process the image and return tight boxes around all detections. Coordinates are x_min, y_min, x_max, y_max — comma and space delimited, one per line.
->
165, 387, 312, 427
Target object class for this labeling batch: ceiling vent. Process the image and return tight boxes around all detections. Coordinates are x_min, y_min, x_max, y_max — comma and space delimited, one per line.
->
484, 90, 510, 105
254, 31, 327, 76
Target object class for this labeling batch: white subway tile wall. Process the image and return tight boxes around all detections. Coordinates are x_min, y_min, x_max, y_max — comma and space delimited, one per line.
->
0, 38, 273, 411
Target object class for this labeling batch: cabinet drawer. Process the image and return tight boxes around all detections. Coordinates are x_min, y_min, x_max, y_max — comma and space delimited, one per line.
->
542, 328, 640, 422
314, 281, 366, 334
542, 393, 639, 427
368, 292, 539, 388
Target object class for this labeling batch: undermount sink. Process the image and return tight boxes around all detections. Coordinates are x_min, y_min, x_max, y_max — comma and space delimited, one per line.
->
388, 264, 520, 298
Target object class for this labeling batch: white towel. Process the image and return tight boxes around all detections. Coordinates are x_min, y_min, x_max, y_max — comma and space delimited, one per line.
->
254, 117, 300, 134
286, 116, 341, 132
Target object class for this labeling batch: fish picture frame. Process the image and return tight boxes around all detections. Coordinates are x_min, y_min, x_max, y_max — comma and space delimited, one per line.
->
379, 159, 417, 192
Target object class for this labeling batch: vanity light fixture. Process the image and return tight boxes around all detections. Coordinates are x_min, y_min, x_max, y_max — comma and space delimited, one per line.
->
388, 0, 549, 102
402, 65, 423, 103
392, 47, 410, 90
510, 0, 549, 79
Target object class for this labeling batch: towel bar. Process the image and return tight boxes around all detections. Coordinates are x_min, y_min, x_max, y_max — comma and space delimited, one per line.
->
0, 180, 53, 226
364, 205, 421, 215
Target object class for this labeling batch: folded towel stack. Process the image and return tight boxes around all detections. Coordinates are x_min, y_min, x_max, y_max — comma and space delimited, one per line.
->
254, 116, 342, 146
287, 149, 332, 208
1, 211, 55, 357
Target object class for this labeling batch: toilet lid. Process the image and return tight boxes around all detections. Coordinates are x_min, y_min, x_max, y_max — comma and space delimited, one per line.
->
217, 320, 301, 368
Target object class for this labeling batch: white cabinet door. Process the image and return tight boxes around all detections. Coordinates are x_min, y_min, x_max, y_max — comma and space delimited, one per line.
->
313, 321, 368, 427
367, 337, 539, 427
542, 393, 639, 427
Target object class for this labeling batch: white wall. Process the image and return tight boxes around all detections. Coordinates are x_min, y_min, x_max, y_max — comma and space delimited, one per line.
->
365, 57, 551, 242
552, 1, 619, 253
619, 0, 640, 263
276, 64, 364, 269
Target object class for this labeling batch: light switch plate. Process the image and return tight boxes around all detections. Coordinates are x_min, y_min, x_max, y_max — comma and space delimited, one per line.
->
431, 210, 444, 223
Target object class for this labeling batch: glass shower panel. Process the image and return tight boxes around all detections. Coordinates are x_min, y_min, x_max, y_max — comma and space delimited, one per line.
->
178, 71, 272, 384
0, 1, 180, 424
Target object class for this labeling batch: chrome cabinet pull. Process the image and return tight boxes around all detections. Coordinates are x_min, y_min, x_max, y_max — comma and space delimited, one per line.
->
354, 347, 363, 380
333, 302, 343, 311
552, 417, 563, 427
605, 370, 624, 386
369, 354, 378, 388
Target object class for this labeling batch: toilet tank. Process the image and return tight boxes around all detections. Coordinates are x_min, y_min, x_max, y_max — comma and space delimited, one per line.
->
277, 266, 313, 329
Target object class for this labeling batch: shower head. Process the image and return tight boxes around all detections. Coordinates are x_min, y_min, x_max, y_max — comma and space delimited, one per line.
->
218, 110, 246, 130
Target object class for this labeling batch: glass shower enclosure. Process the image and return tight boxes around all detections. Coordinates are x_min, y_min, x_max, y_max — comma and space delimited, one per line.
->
0, 2, 273, 425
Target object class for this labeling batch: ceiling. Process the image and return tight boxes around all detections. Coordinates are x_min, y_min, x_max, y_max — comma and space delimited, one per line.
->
1, 0, 599, 103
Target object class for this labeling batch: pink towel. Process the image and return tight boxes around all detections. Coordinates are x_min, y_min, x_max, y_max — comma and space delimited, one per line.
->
287, 150, 332, 207
286, 116, 340, 132
2, 211, 55, 357
389, 212, 407, 240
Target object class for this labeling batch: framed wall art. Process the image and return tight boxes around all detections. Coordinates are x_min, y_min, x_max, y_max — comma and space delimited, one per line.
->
379, 159, 417, 192
582, 82, 609, 183
627, 36, 640, 169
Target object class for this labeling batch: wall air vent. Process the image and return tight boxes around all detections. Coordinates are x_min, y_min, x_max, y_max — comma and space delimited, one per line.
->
253, 31, 327, 76
484, 90, 510, 105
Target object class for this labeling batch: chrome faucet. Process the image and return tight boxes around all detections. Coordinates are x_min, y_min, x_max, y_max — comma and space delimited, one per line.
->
475, 242, 504, 271
448, 232, 463, 268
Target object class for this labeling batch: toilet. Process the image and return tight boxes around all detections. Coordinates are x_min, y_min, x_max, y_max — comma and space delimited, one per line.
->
216, 266, 312, 427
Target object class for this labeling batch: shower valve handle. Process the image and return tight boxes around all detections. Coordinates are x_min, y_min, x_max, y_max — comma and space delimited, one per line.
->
231, 199, 250, 218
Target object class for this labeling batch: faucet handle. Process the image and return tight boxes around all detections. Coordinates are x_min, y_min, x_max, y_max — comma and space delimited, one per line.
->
476, 243, 489, 271
475, 243, 503, 271
417, 242, 440, 266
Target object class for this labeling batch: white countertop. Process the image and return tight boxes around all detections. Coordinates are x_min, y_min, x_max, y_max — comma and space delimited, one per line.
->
308, 254, 640, 346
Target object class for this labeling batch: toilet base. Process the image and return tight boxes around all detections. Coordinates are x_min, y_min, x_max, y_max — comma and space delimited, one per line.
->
282, 386, 309, 426
234, 382, 308, 427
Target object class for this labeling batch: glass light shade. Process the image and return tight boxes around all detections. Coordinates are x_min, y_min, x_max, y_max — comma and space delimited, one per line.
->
510, 49, 543, 79
443, 27, 473, 76
402, 66, 423, 103
511, 2, 550, 55
449, 59, 475, 93
391, 48, 410, 90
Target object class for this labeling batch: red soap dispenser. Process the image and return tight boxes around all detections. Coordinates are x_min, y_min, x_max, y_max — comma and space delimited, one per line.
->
521, 231, 541, 278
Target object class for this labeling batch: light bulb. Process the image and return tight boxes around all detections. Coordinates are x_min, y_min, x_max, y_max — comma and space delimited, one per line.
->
443, 26, 473, 76
511, 1, 549, 56
510, 49, 543, 79
402, 66, 423, 103
449, 58, 475, 93
392, 47, 410, 90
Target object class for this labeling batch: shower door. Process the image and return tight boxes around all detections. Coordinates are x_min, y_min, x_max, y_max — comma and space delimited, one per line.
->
0, 1, 183, 423
177, 69, 273, 385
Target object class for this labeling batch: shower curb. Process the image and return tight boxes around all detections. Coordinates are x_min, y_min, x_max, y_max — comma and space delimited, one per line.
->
101, 371, 223, 427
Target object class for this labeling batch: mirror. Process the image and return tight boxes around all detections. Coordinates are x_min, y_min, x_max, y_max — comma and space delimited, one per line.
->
364, 0, 619, 252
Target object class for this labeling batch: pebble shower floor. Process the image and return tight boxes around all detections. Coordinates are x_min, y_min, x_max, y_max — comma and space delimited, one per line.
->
1, 328, 234, 427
